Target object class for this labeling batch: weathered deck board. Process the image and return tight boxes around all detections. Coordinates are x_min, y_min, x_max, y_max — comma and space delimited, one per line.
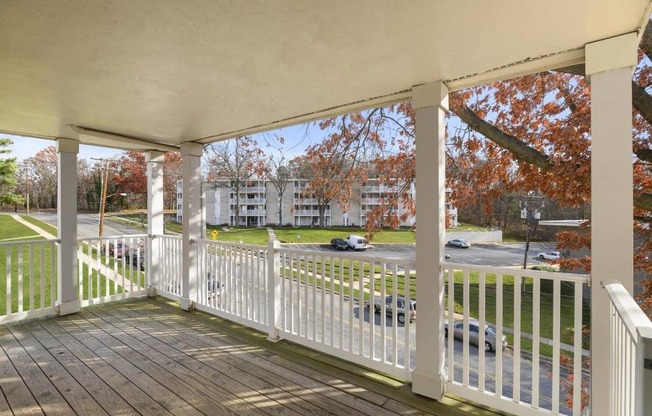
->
0, 297, 504, 416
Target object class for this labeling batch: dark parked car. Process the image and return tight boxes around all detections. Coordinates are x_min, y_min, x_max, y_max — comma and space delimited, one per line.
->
207, 273, 223, 297
447, 239, 471, 248
126, 248, 146, 271
330, 238, 348, 250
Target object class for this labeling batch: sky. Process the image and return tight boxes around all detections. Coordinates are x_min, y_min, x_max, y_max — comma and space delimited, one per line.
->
4, 122, 324, 163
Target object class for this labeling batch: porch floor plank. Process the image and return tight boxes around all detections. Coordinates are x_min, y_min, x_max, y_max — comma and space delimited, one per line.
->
0, 297, 505, 416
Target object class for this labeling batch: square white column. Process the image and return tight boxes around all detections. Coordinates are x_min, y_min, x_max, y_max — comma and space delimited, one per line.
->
56, 138, 81, 315
586, 32, 638, 414
411, 81, 448, 399
180, 142, 203, 311
146, 151, 165, 296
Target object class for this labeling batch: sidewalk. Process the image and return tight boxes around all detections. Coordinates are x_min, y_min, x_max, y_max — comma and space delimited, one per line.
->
10, 214, 144, 291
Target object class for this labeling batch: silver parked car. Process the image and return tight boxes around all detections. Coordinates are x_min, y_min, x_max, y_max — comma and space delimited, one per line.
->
373, 296, 416, 323
447, 239, 471, 248
444, 320, 507, 352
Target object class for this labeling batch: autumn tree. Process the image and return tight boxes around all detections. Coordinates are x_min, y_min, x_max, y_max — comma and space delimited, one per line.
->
204, 137, 265, 226
295, 119, 378, 227
307, 106, 418, 233
0, 139, 24, 210
23, 145, 58, 209
163, 152, 182, 210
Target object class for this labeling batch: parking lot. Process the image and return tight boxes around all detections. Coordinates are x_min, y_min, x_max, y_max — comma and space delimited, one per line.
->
284, 241, 559, 268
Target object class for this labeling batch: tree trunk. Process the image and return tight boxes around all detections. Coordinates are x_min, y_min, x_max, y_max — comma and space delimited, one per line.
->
319, 205, 326, 228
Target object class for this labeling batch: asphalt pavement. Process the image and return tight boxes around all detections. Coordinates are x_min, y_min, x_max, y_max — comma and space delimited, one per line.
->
30, 212, 144, 239
284, 242, 559, 268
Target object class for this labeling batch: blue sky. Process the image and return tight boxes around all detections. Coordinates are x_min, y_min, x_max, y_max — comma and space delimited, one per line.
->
4, 122, 324, 162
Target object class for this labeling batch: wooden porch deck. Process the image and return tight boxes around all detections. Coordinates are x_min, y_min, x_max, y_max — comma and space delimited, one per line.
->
0, 297, 503, 416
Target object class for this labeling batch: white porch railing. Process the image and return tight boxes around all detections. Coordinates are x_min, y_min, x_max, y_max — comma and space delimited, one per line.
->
77, 235, 149, 306
158, 235, 182, 299
443, 263, 591, 416
276, 247, 416, 380
151, 240, 600, 413
0, 238, 59, 324
193, 239, 269, 332
603, 281, 652, 416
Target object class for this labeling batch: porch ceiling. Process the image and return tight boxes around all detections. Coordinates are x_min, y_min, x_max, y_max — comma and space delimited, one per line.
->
0, 1, 650, 152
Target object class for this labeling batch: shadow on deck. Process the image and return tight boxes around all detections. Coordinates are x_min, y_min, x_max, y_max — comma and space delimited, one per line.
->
0, 297, 505, 415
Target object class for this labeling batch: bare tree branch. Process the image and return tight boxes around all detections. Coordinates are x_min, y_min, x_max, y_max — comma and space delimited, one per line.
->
455, 104, 554, 170
633, 80, 652, 126
642, 19, 652, 62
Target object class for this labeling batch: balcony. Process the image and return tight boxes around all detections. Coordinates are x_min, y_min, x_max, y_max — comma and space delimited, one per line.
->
2, 234, 650, 415
229, 209, 266, 216
1, 296, 481, 415
229, 198, 266, 204
1, 3, 648, 415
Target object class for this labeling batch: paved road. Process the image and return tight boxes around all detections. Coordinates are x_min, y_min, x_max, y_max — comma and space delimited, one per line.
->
30, 212, 143, 239
285, 242, 558, 268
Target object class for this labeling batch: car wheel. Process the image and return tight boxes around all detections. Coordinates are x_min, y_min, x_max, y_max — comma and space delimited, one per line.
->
485, 341, 493, 352
398, 313, 405, 324
444, 328, 448, 338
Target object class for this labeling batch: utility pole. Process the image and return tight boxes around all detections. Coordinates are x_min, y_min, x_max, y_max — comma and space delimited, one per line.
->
520, 193, 544, 270
23, 167, 30, 216
93, 158, 111, 237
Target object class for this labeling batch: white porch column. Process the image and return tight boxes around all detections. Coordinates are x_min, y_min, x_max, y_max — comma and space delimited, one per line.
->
180, 142, 203, 311
586, 32, 638, 413
146, 151, 165, 296
56, 138, 81, 315
411, 81, 448, 399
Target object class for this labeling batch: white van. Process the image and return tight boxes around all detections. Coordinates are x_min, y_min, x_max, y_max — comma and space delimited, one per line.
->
346, 235, 369, 251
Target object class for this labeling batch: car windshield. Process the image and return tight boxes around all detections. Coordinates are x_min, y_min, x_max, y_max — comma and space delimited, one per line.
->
486, 326, 497, 335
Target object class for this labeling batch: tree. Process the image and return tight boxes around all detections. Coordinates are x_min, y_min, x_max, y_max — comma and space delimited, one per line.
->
77, 159, 94, 211
0, 138, 24, 209
23, 145, 57, 209
204, 137, 265, 226
308, 106, 418, 233
163, 152, 182, 210
265, 152, 292, 226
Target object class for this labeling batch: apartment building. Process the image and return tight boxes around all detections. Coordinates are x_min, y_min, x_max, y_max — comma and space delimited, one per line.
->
176, 179, 456, 228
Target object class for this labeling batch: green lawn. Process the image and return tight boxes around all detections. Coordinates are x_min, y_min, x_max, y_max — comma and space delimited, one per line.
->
0, 215, 57, 313
0, 214, 42, 240
0, 215, 147, 315
19, 215, 58, 236
446, 272, 589, 351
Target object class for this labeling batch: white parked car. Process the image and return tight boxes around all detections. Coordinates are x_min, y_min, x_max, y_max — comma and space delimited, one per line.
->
538, 251, 561, 260
346, 235, 369, 251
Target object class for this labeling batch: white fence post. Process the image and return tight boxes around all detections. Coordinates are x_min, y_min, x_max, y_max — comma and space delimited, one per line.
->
267, 239, 281, 341
640, 325, 652, 415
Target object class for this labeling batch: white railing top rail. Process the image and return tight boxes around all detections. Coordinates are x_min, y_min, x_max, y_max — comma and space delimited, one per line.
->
158, 234, 182, 240
78, 234, 148, 242
603, 280, 652, 340
0, 238, 60, 246
444, 262, 591, 284
195, 238, 267, 251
